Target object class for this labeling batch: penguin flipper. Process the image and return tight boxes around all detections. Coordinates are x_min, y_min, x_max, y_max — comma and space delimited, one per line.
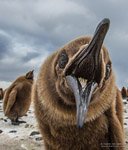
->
4, 88, 18, 116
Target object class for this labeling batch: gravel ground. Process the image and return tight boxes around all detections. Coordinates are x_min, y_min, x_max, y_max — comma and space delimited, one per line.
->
124, 98, 128, 149
0, 98, 128, 150
0, 100, 44, 150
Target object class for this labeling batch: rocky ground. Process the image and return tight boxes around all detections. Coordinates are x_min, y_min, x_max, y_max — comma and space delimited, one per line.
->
124, 98, 128, 149
0, 98, 128, 150
0, 100, 44, 150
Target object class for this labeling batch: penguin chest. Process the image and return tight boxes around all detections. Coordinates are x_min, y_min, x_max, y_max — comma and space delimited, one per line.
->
49, 114, 109, 149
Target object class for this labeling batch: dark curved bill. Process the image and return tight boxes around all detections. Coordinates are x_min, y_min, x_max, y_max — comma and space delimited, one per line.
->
65, 18, 110, 128
66, 75, 97, 128
65, 18, 110, 78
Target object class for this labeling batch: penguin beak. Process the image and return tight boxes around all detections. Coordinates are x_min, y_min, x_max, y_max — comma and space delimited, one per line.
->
65, 18, 110, 128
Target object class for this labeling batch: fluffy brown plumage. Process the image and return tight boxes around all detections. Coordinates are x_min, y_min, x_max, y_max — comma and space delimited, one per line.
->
3, 70, 34, 125
33, 19, 124, 149
0, 88, 4, 100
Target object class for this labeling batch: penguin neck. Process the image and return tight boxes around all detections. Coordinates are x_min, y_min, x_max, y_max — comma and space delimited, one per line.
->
37, 68, 116, 127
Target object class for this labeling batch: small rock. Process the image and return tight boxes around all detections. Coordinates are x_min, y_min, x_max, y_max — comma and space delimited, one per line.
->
4, 119, 7, 122
30, 124, 34, 128
9, 130, 17, 133
125, 117, 128, 119
124, 109, 127, 113
124, 123, 127, 125
35, 137, 43, 141
123, 101, 127, 105
25, 124, 33, 128
0, 130, 3, 134
21, 139, 24, 141
30, 131, 40, 136
25, 124, 30, 128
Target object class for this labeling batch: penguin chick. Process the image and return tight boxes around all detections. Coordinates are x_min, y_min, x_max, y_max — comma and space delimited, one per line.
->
121, 87, 128, 99
3, 70, 34, 125
33, 19, 124, 149
0, 88, 4, 100
0, 88, 7, 100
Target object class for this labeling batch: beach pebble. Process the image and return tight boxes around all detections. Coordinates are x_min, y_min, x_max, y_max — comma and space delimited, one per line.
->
30, 131, 40, 136
25, 124, 33, 128
4, 119, 7, 122
35, 137, 42, 141
25, 124, 30, 128
9, 130, 17, 133
28, 110, 32, 113
124, 109, 127, 113
123, 101, 127, 105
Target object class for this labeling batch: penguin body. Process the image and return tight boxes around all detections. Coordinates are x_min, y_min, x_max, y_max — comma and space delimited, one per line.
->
121, 87, 128, 99
0, 88, 4, 100
33, 19, 124, 149
3, 70, 34, 125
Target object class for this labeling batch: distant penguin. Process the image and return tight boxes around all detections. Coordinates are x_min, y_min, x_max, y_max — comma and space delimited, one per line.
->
121, 87, 128, 99
0, 88, 7, 100
0, 88, 4, 100
3, 70, 34, 125
33, 19, 124, 149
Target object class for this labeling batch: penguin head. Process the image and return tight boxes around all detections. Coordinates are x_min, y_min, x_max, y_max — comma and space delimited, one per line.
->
26, 70, 34, 80
0, 88, 4, 100
54, 18, 112, 128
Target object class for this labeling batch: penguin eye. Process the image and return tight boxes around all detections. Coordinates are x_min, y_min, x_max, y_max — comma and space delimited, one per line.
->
58, 51, 69, 69
105, 63, 111, 80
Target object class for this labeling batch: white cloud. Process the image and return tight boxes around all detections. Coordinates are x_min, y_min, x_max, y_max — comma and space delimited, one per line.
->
0, 80, 11, 89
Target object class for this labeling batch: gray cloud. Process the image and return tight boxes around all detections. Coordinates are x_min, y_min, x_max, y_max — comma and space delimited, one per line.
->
0, 0, 128, 88
22, 51, 40, 62
0, 31, 12, 58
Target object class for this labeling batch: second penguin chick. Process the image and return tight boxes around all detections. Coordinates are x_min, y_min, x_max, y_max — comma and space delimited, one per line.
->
0, 88, 4, 100
121, 87, 128, 99
3, 70, 34, 125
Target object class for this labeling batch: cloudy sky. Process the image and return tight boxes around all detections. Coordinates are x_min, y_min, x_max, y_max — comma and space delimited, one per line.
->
0, 0, 128, 89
